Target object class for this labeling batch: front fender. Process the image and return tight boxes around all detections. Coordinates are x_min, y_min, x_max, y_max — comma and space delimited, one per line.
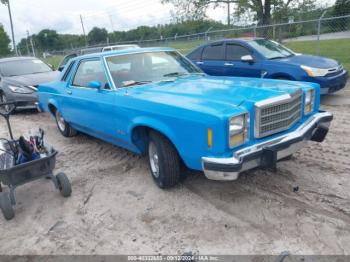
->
128, 116, 178, 151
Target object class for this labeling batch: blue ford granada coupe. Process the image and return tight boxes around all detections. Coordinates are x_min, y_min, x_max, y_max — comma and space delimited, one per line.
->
187, 38, 348, 94
37, 47, 333, 188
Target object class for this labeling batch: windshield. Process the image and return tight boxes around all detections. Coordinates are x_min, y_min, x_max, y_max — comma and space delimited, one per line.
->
248, 39, 295, 59
105, 51, 202, 88
0, 59, 52, 77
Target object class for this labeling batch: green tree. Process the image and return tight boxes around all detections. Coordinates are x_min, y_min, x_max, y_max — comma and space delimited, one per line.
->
162, 0, 236, 25
163, 0, 317, 25
87, 27, 108, 45
36, 29, 62, 51
0, 24, 11, 56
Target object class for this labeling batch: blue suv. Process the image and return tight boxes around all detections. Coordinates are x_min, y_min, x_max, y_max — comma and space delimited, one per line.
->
187, 38, 348, 94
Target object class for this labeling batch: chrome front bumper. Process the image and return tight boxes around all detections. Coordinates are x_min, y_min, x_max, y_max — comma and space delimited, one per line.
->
202, 111, 333, 181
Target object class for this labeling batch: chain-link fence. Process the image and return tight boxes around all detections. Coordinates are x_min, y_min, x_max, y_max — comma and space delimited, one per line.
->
39, 13, 350, 68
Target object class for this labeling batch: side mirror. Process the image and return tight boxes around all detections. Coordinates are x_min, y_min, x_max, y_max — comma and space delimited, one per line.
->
241, 55, 254, 63
58, 66, 64, 72
88, 81, 101, 90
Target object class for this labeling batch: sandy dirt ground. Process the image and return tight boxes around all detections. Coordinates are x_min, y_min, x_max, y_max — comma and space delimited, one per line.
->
0, 83, 349, 256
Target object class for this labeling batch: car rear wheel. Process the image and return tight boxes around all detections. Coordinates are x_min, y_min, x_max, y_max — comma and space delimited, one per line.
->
148, 131, 181, 189
55, 110, 77, 137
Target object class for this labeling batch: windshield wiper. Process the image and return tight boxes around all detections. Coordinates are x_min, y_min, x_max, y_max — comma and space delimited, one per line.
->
163, 72, 189, 77
121, 80, 152, 87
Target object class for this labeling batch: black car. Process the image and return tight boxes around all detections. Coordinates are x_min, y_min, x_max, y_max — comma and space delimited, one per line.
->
0, 57, 59, 110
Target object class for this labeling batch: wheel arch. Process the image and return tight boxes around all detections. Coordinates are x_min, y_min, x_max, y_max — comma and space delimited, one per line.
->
269, 72, 296, 80
47, 99, 59, 116
129, 118, 187, 166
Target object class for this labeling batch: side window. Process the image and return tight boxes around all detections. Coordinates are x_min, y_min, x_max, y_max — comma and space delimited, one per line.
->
202, 44, 224, 60
187, 47, 203, 61
226, 44, 251, 61
72, 59, 109, 89
61, 61, 75, 81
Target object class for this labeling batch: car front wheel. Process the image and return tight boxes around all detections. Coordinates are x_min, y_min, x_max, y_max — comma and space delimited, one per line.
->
55, 110, 77, 137
148, 131, 181, 188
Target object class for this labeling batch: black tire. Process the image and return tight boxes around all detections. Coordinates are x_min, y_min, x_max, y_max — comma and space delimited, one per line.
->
0, 192, 15, 220
148, 131, 182, 188
54, 110, 77, 137
56, 173, 72, 197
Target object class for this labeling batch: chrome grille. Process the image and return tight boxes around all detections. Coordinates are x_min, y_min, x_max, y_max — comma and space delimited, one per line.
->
255, 91, 303, 138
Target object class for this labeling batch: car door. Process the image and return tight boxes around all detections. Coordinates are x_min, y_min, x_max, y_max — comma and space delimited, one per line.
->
224, 43, 263, 78
196, 42, 226, 76
61, 58, 117, 140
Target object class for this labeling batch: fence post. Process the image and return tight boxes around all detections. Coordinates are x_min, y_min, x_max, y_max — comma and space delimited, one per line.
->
317, 11, 327, 55
205, 27, 213, 42
253, 26, 257, 38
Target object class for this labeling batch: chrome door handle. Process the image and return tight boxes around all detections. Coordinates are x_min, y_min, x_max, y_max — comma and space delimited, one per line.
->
196, 61, 204, 65
66, 90, 72, 95
224, 63, 234, 66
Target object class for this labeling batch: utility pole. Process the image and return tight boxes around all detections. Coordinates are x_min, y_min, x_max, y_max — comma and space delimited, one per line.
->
227, 1, 230, 26
109, 15, 115, 32
80, 15, 88, 47
2, 0, 18, 55
27, 30, 35, 57
26, 30, 30, 55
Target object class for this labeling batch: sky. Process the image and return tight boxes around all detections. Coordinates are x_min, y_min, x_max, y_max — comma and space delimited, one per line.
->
0, 0, 334, 45
0, 0, 229, 44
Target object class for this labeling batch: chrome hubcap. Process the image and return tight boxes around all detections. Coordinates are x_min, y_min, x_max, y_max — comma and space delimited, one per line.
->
148, 142, 160, 178
56, 111, 66, 131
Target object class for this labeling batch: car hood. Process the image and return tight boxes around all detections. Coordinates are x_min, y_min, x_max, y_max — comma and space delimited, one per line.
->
275, 54, 339, 69
4, 71, 60, 87
128, 75, 309, 116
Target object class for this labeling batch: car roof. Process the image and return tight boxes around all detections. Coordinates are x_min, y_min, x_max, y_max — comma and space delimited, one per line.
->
105, 44, 139, 48
0, 56, 38, 63
191, 38, 265, 51
73, 47, 176, 60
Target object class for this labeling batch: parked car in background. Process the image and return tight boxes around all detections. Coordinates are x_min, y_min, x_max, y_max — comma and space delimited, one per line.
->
38, 47, 333, 188
102, 44, 140, 52
0, 57, 59, 110
57, 44, 140, 71
187, 38, 348, 94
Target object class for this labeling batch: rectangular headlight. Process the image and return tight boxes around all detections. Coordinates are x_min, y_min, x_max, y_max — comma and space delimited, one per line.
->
229, 113, 249, 148
304, 89, 315, 114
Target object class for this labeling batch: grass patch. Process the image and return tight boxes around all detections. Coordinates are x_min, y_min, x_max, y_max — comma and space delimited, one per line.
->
285, 39, 350, 71
42, 55, 63, 69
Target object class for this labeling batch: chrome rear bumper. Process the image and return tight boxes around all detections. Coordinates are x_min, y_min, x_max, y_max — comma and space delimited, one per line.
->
202, 111, 333, 181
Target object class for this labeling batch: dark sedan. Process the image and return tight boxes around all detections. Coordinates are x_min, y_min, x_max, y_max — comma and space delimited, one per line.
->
187, 38, 348, 94
0, 57, 59, 110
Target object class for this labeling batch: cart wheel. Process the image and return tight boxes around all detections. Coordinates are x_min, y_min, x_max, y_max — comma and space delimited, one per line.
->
56, 173, 72, 198
0, 192, 15, 220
